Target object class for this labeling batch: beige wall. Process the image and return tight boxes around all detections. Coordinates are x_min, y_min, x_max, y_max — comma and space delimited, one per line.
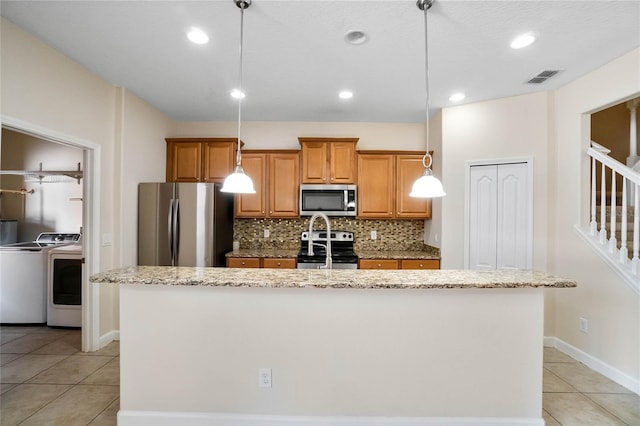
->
0, 17, 172, 336
440, 91, 551, 271
550, 48, 640, 381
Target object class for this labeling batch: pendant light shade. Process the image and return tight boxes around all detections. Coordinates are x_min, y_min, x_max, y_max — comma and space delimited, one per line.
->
410, 0, 446, 199
221, 165, 256, 194
410, 166, 446, 198
221, 0, 255, 194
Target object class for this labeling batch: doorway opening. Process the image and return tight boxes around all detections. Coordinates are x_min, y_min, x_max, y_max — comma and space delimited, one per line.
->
1, 118, 101, 352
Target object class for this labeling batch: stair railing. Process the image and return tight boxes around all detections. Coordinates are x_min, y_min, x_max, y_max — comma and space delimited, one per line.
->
588, 141, 639, 277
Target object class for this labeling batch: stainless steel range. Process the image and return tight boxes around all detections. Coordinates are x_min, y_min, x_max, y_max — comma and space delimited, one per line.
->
297, 231, 358, 270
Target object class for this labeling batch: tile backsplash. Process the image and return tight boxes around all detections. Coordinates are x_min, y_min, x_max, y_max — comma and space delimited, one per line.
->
234, 218, 429, 251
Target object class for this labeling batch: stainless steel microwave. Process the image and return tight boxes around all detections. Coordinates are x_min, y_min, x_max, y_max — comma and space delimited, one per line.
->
299, 184, 357, 216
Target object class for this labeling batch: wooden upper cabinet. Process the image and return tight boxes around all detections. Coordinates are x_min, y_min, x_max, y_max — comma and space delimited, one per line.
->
165, 138, 237, 183
235, 151, 300, 218
166, 141, 202, 182
300, 141, 327, 183
203, 141, 236, 182
268, 152, 300, 217
396, 155, 432, 218
299, 137, 357, 184
357, 153, 395, 218
235, 153, 267, 218
357, 151, 432, 219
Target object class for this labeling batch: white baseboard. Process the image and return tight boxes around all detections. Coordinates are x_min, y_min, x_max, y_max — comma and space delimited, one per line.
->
98, 329, 120, 349
544, 336, 640, 394
118, 411, 544, 426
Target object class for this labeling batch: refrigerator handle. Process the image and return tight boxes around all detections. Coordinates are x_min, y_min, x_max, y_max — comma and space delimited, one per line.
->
173, 199, 180, 265
168, 199, 175, 265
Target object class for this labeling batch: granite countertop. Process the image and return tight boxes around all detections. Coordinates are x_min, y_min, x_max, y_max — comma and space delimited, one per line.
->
90, 266, 576, 289
357, 250, 440, 260
226, 248, 440, 260
226, 249, 299, 259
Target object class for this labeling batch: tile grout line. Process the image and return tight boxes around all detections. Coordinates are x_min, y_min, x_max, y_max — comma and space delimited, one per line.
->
580, 391, 632, 426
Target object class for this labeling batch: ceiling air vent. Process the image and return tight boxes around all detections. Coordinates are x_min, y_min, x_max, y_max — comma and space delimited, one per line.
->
526, 70, 561, 84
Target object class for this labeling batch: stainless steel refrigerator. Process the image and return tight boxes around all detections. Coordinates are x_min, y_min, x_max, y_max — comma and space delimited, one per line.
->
138, 183, 234, 267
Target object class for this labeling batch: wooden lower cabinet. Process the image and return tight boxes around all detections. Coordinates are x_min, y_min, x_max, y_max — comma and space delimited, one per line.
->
400, 259, 440, 270
227, 257, 296, 269
358, 259, 440, 270
359, 259, 399, 269
262, 258, 297, 269
226, 257, 261, 268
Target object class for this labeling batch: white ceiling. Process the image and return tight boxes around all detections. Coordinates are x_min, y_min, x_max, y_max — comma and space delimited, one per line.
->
1, 0, 639, 123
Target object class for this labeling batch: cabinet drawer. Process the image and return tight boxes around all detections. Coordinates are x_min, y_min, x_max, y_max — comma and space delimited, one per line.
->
400, 259, 440, 270
358, 259, 399, 270
226, 258, 261, 268
262, 258, 297, 269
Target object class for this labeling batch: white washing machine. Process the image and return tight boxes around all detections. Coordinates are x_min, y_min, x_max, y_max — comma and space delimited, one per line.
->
0, 233, 81, 324
47, 244, 83, 327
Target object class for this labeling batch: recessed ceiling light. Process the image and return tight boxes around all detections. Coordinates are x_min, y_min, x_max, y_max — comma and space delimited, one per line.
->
339, 90, 353, 100
510, 33, 535, 49
187, 27, 209, 44
344, 30, 368, 45
230, 89, 245, 99
449, 92, 466, 102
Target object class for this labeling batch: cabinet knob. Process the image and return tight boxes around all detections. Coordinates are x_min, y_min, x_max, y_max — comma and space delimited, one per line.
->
277, 262, 281, 266
330, 177, 334, 181
377, 263, 382, 267
241, 261, 246, 265
270, 211, 273, 214
419, 263, 423, 268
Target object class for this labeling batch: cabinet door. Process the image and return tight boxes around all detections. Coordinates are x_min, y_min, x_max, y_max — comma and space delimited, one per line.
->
203, 141, 235, 183
359, 259, 398, 269
400, 259, 440, 270
396, 155, 431, 218
166, 142, 201, 182
269, 153, 300, 217
357, 154, 395, 218
301, 142, 328, 183
330, 142, 356, 184
226, 257, 261, 268
262, 258, 297, 269
235, 154, 267, 218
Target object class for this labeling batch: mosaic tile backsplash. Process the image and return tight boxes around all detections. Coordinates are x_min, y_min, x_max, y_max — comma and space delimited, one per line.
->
234, 218, 433, 252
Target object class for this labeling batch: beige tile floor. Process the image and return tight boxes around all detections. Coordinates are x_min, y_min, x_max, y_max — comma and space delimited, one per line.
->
1, 326, 639, 425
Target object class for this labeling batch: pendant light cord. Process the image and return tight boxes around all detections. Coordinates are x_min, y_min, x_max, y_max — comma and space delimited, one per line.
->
236, 1, 246, 167
420, 0, 433, 169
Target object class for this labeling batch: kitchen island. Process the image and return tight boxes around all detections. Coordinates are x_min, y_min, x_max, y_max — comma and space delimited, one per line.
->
91, 267, 575, 426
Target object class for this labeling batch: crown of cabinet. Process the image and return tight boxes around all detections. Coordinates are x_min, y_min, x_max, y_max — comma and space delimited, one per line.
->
165, 138, 241, 183
298, 137, 358, 184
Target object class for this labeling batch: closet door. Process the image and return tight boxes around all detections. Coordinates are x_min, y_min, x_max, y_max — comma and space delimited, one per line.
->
496, 163, 530, 270
469, 165, 498, 270
468, 162, 531, 271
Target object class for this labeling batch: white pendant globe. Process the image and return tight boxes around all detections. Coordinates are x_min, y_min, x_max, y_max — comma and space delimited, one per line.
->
220, 165, 256, 194
409, 169, 446, 198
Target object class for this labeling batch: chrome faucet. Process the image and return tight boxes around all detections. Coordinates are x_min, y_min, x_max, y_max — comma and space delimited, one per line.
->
308, 213, 332, 269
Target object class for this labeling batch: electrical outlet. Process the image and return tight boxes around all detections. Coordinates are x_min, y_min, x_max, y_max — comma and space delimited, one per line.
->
370, 230, 377, 240
259, 368, 272, 388
264, 229, 270, 238
579, 317, 589, 333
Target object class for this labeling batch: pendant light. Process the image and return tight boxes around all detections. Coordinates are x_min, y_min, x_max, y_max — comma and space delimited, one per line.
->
221, 0, 256, 194
410, 0, 446, 198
